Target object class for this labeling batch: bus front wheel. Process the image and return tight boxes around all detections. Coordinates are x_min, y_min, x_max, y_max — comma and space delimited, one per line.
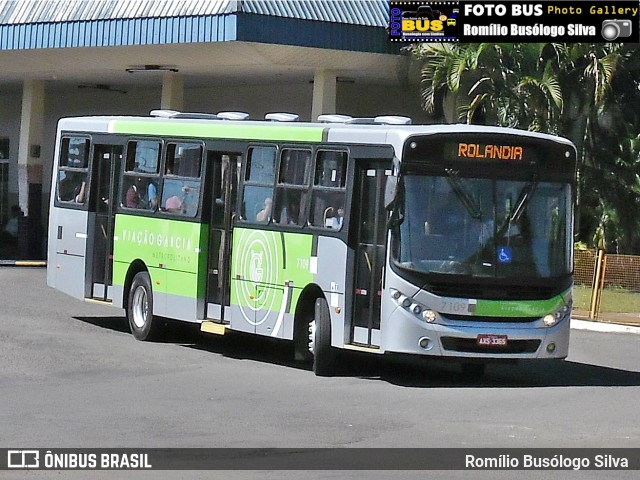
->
127, 271, 160, 341
310, 297, 337, 376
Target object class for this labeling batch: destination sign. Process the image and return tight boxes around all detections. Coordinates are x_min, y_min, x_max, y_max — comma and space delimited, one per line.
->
458, 143, 524, 161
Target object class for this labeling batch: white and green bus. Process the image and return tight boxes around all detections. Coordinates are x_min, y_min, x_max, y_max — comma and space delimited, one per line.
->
47, 110, 576, 376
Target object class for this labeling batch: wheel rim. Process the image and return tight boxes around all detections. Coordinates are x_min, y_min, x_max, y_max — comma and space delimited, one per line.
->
132, 285, 148, 329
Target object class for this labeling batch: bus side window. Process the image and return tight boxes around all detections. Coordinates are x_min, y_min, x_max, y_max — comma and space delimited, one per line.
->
309, 150, 347, 229
274, 149, 310, 227
121, 140, 161, 211
241, 146, 276, 223
165, 143, 202, 177
160, 142, 203, 217
126, 140, 161, 174
56, 136, 90, 205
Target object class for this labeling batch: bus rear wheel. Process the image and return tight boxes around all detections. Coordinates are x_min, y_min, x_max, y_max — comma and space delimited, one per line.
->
310, 297, 337, 376
127, 271, 160, 341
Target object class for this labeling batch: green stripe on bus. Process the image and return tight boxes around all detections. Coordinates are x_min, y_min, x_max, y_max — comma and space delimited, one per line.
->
112, 214, 208, 298
474, 291, 569, 317
110, 120, 325, 142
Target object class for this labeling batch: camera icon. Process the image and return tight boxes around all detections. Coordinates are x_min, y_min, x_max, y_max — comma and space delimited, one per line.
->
601, 19, 633, 41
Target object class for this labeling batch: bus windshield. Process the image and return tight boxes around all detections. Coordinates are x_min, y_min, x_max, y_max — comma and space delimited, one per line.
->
395, 174, 571, 278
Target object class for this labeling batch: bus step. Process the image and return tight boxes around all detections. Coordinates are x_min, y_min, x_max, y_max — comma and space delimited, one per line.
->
85, 298, 112, 305
200, 321, 227, 336
343, 344, 381, 354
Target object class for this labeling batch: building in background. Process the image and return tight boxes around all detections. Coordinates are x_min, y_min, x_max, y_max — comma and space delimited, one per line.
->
0, 0, 427, 259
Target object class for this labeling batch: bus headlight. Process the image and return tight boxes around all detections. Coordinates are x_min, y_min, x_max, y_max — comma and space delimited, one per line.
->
556, 303, 571, 320
544, 303, 571, 327
399, 296, 412, 308
422, 310, 437, 323
390, 289, 436, 323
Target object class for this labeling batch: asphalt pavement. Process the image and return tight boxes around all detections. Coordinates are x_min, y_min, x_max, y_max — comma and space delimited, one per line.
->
1, 266, 640, 480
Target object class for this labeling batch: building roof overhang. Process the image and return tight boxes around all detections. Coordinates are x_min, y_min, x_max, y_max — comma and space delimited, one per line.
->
0, 0, 404, 92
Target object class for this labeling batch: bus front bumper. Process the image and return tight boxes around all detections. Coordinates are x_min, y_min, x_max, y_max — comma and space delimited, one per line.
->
379, 307, 570, 360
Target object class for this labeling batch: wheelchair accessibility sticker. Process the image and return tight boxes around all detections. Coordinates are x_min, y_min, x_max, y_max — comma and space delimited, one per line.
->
498, 246, 512, 263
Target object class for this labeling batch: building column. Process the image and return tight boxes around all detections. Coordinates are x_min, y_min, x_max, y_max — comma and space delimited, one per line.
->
161, 73, 184, 111
17, 79, 45, 258
311, 69, 337, 121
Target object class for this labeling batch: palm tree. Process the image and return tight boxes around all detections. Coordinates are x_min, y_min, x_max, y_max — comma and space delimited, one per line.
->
411, 43, 564, 130
412, 42, 640, 252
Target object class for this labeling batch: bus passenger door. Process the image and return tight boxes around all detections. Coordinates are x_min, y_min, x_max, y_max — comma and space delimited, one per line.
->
206, 152, 240, 322
351, 161, 389, 348
88, 144, 122, 301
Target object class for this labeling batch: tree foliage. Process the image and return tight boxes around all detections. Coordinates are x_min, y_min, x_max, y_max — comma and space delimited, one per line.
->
411, 42, 640, 253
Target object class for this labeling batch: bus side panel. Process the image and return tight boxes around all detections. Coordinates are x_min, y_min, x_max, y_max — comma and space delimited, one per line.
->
111, 214, 208, 321
229, 228, 315, 339
315, 236, 348, 348
47, 206, 89, 300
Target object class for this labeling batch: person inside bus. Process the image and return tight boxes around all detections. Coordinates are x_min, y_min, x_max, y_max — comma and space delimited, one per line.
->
256, 197, 272, 222
59, 171, 85, 202
147, 180, 158, 210
73, 180, 87, 203
164, 195, 184, 214
279, 201, 300, 226
125, 178, 141, 208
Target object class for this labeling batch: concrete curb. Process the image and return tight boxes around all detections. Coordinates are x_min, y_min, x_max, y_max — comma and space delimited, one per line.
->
0, 260, 46, 267
571, 318, 640, 335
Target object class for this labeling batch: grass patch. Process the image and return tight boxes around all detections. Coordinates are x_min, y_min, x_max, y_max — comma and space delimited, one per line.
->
573, 284, 640, 313
573, 285, 592, 310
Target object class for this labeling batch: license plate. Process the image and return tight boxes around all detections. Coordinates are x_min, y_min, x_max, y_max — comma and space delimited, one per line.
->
477, 334, 508, 347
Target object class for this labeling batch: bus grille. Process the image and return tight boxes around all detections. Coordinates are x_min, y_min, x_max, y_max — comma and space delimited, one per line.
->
441, 313, 539, 323
427, 284, 559, 300
441, 337, 541, 354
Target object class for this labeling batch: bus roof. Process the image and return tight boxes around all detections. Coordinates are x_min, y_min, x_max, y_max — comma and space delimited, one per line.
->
57, 114, 576, 151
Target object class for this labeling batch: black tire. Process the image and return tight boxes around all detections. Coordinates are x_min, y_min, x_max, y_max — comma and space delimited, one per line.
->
312, 297, 337, 376
293, 316, 313, 363
127, 271, 160, 341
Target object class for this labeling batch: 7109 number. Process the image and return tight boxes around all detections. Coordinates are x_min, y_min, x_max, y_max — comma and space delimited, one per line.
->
440, 300, 468, 313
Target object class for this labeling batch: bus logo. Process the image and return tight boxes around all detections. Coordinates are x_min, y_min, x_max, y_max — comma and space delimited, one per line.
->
234, 229, 282, 326
250, 252, 264, 284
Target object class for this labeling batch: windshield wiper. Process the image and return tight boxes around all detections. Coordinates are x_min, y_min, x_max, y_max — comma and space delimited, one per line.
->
445, 168, 482, 219
494, 176, 538, 242
510, 176, 538, 223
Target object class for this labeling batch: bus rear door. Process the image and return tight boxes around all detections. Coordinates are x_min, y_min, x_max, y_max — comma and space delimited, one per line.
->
87, 144, 122, 301
205, 151, 241, 322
